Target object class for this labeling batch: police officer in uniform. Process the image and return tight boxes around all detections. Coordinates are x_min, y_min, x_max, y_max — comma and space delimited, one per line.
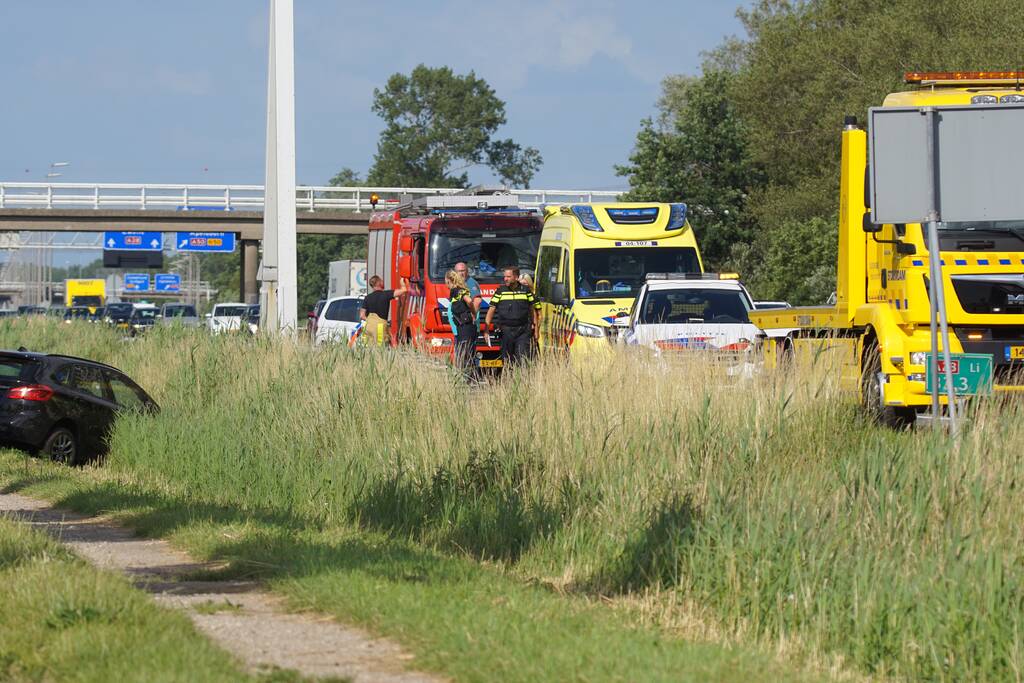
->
485, 266, 540, 366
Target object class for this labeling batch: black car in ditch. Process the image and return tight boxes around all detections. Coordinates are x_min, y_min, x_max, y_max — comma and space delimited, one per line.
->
0, 351, 158, 464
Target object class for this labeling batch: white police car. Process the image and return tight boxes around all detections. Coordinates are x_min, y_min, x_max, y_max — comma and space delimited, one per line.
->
617, 274, 761, 371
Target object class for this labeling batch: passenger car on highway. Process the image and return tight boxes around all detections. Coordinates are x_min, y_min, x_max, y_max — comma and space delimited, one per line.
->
618, 275, 760, 371
207, 302, 247, 334
307, 298, 327, 340
0, 350, 157, 464
159, 303, 200, 327
105, 302, 135, 329
129, 305, 159, 335
63, 306, 92, 323
315, 295, 363, 345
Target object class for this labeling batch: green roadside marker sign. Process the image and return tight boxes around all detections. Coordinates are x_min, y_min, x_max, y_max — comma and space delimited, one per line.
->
925, 353, 993, 396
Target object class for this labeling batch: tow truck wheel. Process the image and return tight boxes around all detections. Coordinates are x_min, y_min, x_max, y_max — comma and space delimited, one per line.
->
861, 343, 915, 429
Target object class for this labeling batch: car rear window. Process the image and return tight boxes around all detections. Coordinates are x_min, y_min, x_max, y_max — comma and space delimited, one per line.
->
213, 306, 247, 317
0, 357, 40, 381
324, 299, 361, 322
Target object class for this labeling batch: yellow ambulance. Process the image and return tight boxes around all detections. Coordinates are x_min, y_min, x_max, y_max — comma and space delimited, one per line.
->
534, 203, 704, 354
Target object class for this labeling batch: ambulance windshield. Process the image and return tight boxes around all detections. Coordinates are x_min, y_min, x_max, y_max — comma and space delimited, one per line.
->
573, 248, 701, 299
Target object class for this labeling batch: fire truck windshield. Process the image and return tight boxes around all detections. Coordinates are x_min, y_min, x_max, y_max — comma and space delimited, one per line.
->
428, 228, 540, 283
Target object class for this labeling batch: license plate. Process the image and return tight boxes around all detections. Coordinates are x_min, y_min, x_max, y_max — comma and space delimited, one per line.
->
925, 353, 993, 395
479, 359, 502, 368
1006, 346, 1024, 361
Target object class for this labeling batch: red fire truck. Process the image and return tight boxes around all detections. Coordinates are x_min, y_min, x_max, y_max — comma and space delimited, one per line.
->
367, 189, 543, 368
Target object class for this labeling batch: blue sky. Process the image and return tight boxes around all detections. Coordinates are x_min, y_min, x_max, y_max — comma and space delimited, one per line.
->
2, 1, 746, 191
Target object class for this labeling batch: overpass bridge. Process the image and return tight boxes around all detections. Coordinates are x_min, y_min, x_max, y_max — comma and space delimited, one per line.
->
0, 182, 619, 236
0, 182, 620, 305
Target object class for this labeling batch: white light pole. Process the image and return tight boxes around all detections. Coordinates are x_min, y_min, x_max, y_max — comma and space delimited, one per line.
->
259, 0, 298, 333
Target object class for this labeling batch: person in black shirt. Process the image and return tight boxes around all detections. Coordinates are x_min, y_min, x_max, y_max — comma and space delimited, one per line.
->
446, 269, 479, 380
485, 266, 540, 367
359, 275, 408, 345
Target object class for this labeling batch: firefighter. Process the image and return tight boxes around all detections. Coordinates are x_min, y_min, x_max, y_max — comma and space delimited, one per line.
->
484, 266, 540, 367
358, 275, 408, 345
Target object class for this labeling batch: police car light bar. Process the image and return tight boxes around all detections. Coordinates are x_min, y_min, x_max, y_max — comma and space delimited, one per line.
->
645, 272, 740, 281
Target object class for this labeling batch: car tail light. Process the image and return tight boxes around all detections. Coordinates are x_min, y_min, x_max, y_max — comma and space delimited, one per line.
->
7, 385, 54, 401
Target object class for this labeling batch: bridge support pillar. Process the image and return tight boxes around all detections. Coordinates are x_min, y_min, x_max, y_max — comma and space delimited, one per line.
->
240, 239, 259, 304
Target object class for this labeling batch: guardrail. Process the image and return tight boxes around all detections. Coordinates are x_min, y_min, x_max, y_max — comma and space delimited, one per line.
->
0, 183, 622, 213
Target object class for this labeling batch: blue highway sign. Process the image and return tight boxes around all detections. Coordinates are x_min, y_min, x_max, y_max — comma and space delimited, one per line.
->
175, 232, 236, 253
104, 231, 163, 251
155, 274, 181, 292
124, 273, 151, 292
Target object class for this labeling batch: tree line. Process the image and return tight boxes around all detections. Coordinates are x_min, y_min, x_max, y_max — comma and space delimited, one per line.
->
619, 0, 1024, 303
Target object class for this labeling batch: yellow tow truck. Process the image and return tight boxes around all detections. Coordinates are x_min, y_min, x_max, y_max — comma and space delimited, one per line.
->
750, 71, 1024, 426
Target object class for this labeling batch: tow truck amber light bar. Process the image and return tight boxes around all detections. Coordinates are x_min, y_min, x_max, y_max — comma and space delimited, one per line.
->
905, 71, 1024, 83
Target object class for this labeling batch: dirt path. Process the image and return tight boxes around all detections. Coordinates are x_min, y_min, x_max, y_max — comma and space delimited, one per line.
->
0, 491, 443, 682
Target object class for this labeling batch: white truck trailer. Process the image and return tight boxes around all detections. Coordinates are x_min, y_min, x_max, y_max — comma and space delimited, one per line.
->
327, 259, 368, 298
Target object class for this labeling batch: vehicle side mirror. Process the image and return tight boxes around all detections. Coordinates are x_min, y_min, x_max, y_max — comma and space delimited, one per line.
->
397, 255, 414, 280
399, 235, 414, 253
550, 283, 569, 306
862, 212, 881, 234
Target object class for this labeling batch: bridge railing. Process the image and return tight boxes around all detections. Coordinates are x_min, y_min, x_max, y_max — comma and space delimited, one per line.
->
0, 183, 622, 213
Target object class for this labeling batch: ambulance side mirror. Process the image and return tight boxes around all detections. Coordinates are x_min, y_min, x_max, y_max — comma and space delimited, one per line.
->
550, 283, 569, 306
399, 235, 414, 253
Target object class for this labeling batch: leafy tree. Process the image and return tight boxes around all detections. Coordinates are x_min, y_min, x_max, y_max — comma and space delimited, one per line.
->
732, 215, 838, 305
367, 65, 542, 188
621, 0, 1024, 303
296, 167, 367, 313
617, 70, 764, 268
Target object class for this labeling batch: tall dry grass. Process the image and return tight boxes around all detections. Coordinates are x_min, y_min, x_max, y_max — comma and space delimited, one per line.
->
3, 317, 1022, 680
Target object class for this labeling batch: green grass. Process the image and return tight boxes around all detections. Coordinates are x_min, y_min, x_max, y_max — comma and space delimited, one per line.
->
3, 317, 1023, 680
1, 458, 818, 683
0, 515, 255, 682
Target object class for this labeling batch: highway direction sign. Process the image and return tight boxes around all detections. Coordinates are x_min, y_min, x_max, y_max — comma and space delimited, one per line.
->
175, 232, 236, 253
124, 273, 151, 292
104, 231, 163, 251
155, 274, 181, 292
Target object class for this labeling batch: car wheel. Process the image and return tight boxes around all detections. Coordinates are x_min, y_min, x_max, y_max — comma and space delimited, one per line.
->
43, 427, 78, 465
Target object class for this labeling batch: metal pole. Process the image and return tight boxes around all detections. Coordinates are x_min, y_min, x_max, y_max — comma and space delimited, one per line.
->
923, 107, 958, 433
927, 232, 940, 424
260, 0, 298, 333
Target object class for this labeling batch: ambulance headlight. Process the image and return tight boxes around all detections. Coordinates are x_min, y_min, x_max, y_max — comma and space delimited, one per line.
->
910, 352, 928, 366
575, 322, 606, 338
